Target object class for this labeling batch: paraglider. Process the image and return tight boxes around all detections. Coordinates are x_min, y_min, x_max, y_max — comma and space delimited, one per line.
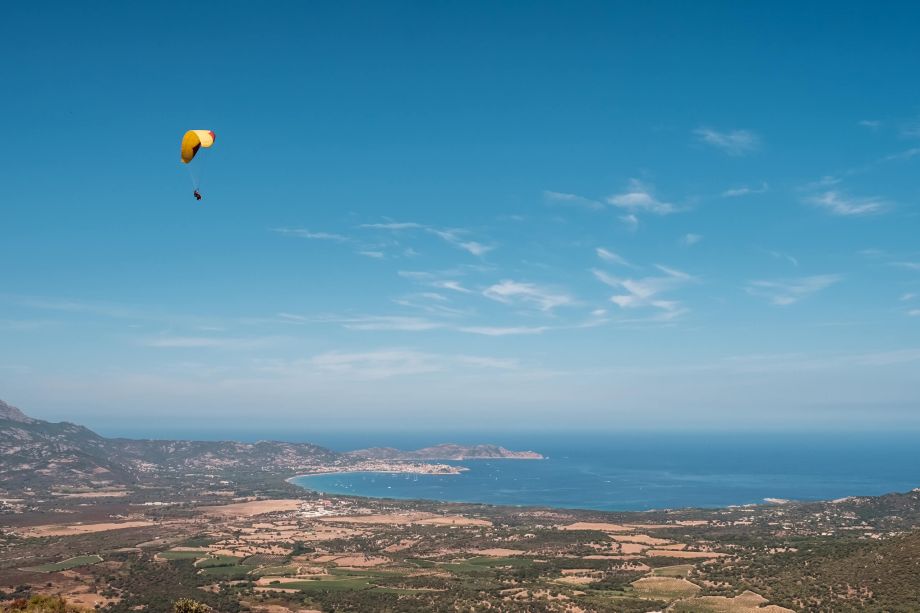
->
181, 130, 215, 201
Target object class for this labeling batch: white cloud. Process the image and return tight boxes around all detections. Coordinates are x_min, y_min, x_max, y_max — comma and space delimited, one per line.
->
722, 182, 769, 197
360, 222, 425, 230
768, 250, 799, 267
307, 349, 518, 379
336, 316, 444, 332
745, 274, 842, 306
309, 349, 442, 379
694, 127, 760, 156
881, 147, 920, 162
807, 191, 888, 216
360, 222, 493, 257
901, 293, 917, 301
432, 280, 473, 294
143, 336, 278, 349
459, 325, 549, 336
892, 262, 920, 272
859, 119, 881, 129
619, 214, 639, 231
595, 248, 633, 267
909, 309, 920, 317
427, 229, 495, 257
357, 250, 385, 258
272, 228, 350, 242
543, 190, 604, 210
681, 233, 703, 246
483, 280, 574, 311
454, 355, 519, 369
593, 265, 695, 317
607, 180, 676, 215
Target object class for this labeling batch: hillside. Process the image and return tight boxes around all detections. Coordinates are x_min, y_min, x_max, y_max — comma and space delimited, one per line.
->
699, 529, 920, 611
0, 399, 341, 493
0, 400, 542, 495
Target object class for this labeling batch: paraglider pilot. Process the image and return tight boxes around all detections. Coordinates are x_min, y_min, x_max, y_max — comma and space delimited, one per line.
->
194, 189, 202, 201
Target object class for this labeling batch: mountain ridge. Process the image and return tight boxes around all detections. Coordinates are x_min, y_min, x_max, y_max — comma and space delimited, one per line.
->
0, 400, 542, 493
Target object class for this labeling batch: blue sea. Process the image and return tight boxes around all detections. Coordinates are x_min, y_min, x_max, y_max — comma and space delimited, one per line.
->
287, 432, 920, 512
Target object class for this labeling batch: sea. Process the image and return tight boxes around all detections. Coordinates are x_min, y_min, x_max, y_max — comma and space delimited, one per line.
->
101, 426, 920, 512
288, 431, 920, 512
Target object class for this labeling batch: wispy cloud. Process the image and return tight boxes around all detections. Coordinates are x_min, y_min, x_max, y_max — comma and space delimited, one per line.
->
272, 228, 350, 242
900, 116, 920, 138
607, 179, 676, 215
680, 233, 703, 246
459, 325, 550, 336
768, 250, 799, 267
806, 191, 889, 216
307, 349, 517, 379
334, 315, 445, 332
455, 356, 520, 369
427, 228, 494, 256
858, 119, 882, 129
619, 214, 639, 231
483, 280, 574, 312
143, 336, 279, 349
881, 147, 920, 162
543, 190, 603, 210
309, 349, 442, 378
593, 265, 695, 318
432, 280, 473, 294
595, 248, 634, 267
359, 222, 425, 230
362, 221, 494, 257
745, 274, 842, 306
357, 250, 385, 259
722, 182, 769, 197
694, 127, 760, 156
891, 262, 920, 271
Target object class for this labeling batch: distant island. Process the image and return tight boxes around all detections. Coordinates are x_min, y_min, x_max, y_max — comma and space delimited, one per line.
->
346, 443, 544, 461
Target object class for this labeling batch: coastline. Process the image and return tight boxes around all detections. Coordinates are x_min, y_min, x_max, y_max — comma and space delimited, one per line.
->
286, 465, 469, 483
285, 450, 920, 513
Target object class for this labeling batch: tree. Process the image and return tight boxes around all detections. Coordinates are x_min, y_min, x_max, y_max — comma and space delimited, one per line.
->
171, 600, 212, 613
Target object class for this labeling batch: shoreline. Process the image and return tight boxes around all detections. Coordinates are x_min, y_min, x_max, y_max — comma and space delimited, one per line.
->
286, 468, 919, 515
286, 469, 461, 482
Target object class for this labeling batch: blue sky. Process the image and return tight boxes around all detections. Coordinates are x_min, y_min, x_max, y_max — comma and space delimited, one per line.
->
2, 1, 919, 432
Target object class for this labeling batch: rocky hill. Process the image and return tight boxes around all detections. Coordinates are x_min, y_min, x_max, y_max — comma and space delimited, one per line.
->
348, 443, 543, 460
0, 399, 35, 423
0, 399, 341, 493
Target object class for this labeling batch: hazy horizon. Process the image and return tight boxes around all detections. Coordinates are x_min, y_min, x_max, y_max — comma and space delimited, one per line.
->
2, 2, 919, 431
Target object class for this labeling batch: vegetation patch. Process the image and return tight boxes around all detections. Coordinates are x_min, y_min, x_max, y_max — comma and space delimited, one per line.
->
275, 577, 374, 592
630, 576, 702, 599
652, 563, 694, 577
198, 564, 257, 579
159, 550, 209, 561
21, 555, 103, 573
440, 556, 534, 574
194, 555, 244, 568
250, 565, 300, 577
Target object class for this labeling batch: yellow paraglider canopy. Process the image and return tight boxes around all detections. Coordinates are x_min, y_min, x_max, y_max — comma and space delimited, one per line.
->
181, 130, 216, 164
